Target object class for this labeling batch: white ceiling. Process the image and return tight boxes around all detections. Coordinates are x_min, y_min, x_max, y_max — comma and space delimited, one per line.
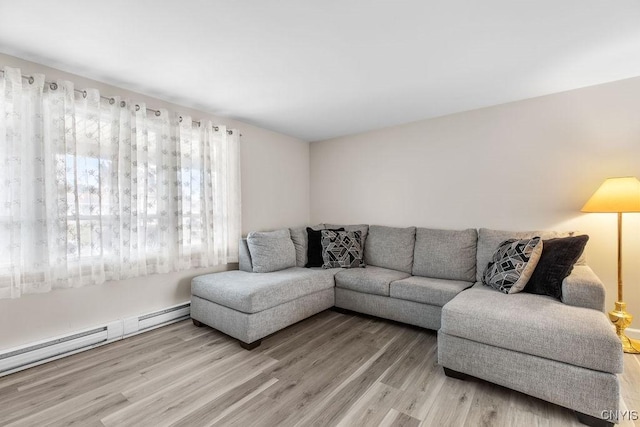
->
1, 1, 640, 141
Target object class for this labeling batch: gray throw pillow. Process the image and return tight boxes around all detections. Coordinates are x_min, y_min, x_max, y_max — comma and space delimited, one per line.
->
482, 237, 543, 294
246, 229, 296, 273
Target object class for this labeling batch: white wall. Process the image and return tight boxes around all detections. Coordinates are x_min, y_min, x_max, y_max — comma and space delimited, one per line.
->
311, 76, 640, 320
0, 53, 310, 350
3, 53, 640, 352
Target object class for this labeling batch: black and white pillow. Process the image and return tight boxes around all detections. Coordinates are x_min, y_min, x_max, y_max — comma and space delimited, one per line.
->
321, 230, 365, 269
482, 237, 543, 294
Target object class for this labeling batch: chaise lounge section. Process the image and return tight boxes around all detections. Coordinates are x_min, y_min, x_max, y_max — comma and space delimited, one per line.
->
191, 266, 337, 349
439, 280, 622, 426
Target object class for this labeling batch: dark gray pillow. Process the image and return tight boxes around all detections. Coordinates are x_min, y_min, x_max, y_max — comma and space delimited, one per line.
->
246, 229, 296, 273
524, 235, 589, 299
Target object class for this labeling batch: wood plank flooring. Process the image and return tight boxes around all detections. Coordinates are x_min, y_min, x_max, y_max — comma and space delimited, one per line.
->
1, 309, 638, 427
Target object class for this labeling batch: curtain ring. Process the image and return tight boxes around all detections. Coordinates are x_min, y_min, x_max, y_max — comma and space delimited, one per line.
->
155, 110, 161, 117
82, 90, 88, 99
49, 82, 58, 90
179, 116, 183, 123
227, 130, 233, 135
109, 98, 115, 105
135, 104, 140, 111
213, 126, 219, 131
120, 101, 126, 108
28, 76, 34, 85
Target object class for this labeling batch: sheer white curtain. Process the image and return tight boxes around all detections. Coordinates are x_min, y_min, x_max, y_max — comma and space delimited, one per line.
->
0, 66, 241, 299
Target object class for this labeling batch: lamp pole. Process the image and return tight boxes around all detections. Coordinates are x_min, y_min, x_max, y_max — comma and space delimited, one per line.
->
617, 212, 622, 302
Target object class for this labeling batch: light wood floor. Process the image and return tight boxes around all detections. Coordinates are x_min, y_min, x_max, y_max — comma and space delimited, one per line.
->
0, 310, 638, 427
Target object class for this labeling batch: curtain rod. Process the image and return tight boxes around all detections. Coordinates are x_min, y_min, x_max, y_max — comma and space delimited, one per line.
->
0, 68, 240, 136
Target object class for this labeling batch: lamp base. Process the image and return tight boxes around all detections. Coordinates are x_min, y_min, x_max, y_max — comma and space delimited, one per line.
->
609, 301, 640, 354
620, 335, 640, 354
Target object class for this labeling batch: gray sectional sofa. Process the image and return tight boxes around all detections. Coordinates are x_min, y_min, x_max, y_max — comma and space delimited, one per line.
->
190, 224, 623, 427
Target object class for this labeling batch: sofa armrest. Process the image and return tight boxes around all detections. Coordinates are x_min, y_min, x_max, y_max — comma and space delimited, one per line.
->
239, 238, 253, 272
561, 265, 606, 312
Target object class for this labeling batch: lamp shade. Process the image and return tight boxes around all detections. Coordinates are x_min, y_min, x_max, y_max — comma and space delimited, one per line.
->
582, 176, 640, 213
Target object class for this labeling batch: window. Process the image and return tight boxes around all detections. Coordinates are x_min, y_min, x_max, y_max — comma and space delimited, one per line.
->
0, 67, 241, 299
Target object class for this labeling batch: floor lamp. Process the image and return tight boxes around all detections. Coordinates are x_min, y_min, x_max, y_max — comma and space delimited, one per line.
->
582, 176, 640, 354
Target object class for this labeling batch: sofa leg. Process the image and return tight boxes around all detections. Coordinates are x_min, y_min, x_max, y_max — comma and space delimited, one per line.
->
332, 306, 351, 315
575, 411, 613, 427
240, 339, 261, 350
192, 318, 203, 327
443, 367, 470, 380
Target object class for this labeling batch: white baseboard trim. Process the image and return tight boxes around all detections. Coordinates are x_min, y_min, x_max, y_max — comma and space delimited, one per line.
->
0, 301, 191, 377
626, 328, 640, 340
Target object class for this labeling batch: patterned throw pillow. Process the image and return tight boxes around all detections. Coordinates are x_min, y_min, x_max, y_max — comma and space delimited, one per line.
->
482, 237, 543, 294
321, 230, 365, 269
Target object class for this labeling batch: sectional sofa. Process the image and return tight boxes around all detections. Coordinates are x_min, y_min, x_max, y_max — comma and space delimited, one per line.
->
190, 224, 622, 427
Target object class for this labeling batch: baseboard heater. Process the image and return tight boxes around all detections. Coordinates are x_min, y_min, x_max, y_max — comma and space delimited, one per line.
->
0, 302, 190, 377
127, 302, 191, 335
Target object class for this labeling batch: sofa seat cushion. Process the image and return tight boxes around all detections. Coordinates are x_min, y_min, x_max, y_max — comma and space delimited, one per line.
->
192, 267, 339, 314
441, 284, 623, 374
390, 276, 473, 307
335, 266, 410, 296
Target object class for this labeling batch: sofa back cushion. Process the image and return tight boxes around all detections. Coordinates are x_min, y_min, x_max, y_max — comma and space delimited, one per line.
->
246, 229, 296, 273
364, 225, 416, 273
412, 228, 477, 281
239, 238, 253, 272
476, 228, 585, 282
289, 225, 325, 267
